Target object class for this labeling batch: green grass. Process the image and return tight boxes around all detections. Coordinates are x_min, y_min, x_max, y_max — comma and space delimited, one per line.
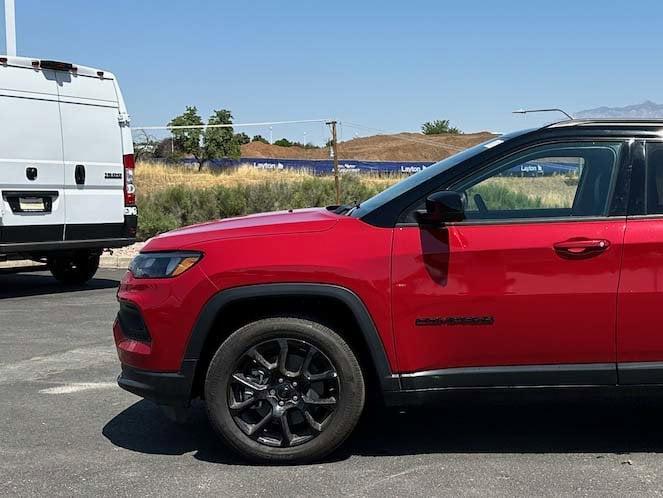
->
467, 182, 544, 210
470, 176, 576, 209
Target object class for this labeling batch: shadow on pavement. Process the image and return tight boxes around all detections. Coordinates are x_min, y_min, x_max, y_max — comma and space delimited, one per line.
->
0, 271, 120, 299
102, 400, 257, 465
103, 391, 663, 466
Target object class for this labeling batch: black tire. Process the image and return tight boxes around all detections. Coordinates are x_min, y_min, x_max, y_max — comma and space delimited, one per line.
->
47, 251, 100, 285
205, 317, 365, 464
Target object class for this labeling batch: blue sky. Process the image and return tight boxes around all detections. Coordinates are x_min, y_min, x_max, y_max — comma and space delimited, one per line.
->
3, 0, 663, 143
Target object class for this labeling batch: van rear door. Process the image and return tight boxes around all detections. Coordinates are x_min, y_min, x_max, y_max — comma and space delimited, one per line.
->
0, 66, 66, 246
55, 72, 125, 241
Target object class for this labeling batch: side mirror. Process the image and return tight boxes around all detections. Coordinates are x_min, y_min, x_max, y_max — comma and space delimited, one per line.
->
414, 191, 465, 226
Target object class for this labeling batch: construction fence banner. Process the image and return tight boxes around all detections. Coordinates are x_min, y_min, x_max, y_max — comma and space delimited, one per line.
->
182, 157, 431, 175
181, 157, 579, 176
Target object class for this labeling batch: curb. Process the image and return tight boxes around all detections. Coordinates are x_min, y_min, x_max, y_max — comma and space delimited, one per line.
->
0, 260, 42, 270
0, 261, 46, 273
0, 257, 132, 271
99, 256, 133, 270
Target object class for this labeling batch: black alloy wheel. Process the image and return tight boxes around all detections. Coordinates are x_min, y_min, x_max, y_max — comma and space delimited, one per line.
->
205, 317, 365, 463
229, 338, 340, 447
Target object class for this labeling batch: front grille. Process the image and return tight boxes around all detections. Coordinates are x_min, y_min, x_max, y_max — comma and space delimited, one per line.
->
117, 302, 151, 343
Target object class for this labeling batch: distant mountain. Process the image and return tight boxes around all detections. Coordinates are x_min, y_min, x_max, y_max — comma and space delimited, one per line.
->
575, 100, 663, 119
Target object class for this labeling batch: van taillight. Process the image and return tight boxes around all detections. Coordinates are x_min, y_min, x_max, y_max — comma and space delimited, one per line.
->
123, 154, 136, 206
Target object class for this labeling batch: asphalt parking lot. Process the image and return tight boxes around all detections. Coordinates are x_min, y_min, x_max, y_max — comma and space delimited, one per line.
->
2, 269, 663, 496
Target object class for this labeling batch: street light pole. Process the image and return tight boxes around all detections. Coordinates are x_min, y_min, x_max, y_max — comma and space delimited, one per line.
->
5, 0, 16, 56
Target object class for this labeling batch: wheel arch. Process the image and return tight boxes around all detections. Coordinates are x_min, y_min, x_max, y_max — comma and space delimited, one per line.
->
184, 283, 399, 398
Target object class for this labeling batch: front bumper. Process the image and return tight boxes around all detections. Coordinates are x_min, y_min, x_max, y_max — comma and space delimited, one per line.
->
117, 360, 197, 407
113, 252, 218, 421
114, 265, 217, 372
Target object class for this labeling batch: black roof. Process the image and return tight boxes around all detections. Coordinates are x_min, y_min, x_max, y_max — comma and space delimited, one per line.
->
545, 119, 663, 130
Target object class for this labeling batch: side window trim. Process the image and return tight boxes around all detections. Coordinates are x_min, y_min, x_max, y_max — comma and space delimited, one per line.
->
397, 138, 632, 225
623, 139, 663, 218
608, 139, 634, 217
631, 139, 663, 217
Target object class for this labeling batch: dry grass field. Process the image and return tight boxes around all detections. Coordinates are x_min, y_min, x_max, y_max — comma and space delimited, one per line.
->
477, 175, 577, 208
137, 161, 576, 207
135, 161, 401, 196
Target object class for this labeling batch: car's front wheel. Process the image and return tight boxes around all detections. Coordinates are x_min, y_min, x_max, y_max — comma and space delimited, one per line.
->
204, 317, 365, 464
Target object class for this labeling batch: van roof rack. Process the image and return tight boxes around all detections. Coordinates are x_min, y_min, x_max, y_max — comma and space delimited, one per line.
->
0, 55, 113, 79
38, 60, 76, 72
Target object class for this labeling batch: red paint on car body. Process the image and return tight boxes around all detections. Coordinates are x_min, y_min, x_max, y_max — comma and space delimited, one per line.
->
116, 209, 397, 372
392, 220, 625, 372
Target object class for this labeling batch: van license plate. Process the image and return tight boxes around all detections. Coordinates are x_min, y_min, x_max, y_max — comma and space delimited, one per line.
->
19, 197, 46, 212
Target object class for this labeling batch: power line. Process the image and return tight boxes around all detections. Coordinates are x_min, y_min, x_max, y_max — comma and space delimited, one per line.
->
134, 118, 333, 131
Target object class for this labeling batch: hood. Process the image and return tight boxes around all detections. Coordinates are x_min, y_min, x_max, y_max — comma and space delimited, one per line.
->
143, 208, 342, 251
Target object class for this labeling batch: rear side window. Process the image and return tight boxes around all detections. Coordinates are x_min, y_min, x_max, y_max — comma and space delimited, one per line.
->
449, 141, 622, 221
646, 142, 663, 214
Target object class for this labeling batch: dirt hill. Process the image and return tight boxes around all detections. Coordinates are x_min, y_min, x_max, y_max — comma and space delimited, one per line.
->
241, 132, 496, 162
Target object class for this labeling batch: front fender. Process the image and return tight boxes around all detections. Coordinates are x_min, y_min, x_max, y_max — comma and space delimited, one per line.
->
183, 283, 399, 392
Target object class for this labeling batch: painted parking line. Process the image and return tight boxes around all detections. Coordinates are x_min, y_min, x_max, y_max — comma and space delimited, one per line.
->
39, 382, 117, 394
0, 345, 116, 384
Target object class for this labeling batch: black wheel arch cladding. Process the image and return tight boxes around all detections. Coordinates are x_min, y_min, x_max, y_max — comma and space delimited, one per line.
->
183, 283, 399, 393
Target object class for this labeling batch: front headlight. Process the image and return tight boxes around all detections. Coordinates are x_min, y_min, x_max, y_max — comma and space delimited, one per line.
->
129, 251, 203, 279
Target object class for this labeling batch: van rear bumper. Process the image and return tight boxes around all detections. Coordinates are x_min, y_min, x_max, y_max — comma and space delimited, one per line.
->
0, 237, 135, 254
0, 215, 137, 254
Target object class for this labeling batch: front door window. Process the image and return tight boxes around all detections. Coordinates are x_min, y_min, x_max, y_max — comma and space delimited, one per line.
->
453, 142, 622, 220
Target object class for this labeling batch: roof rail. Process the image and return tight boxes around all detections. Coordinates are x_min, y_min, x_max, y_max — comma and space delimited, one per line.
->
513, 108, 574, 120
546, 118, 663, 129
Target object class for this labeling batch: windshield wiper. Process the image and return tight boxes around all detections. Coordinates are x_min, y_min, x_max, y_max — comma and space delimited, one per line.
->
330, 204, 353, 215
330, 202, 361, 215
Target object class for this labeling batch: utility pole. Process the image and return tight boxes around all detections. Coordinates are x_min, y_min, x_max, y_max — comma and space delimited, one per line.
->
5, 0, 16, 56
327, 120, 340, 204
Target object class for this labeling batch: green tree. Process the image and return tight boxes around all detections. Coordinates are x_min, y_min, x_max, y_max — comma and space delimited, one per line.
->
274, 138, 293, 147
234, 132, 251, 145
169, 106, 204, 167
252, 135, 269, 144
421, 119, 461, 135
169, 107, 242, 171
203, 109, 240, 170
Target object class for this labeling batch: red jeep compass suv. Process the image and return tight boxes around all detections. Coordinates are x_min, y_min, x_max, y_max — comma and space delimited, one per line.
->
115, 119, 663, 463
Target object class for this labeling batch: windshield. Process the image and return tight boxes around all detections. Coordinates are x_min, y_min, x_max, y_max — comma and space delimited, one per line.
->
350, 136, 507, 218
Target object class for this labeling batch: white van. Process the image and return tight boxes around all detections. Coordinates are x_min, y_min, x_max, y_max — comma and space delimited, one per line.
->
0, 56, 136, 284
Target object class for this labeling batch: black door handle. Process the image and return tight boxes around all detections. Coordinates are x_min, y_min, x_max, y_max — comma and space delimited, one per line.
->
553, 239, 610, 259
75, 164, 86, 185
26, 167, 38, 181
